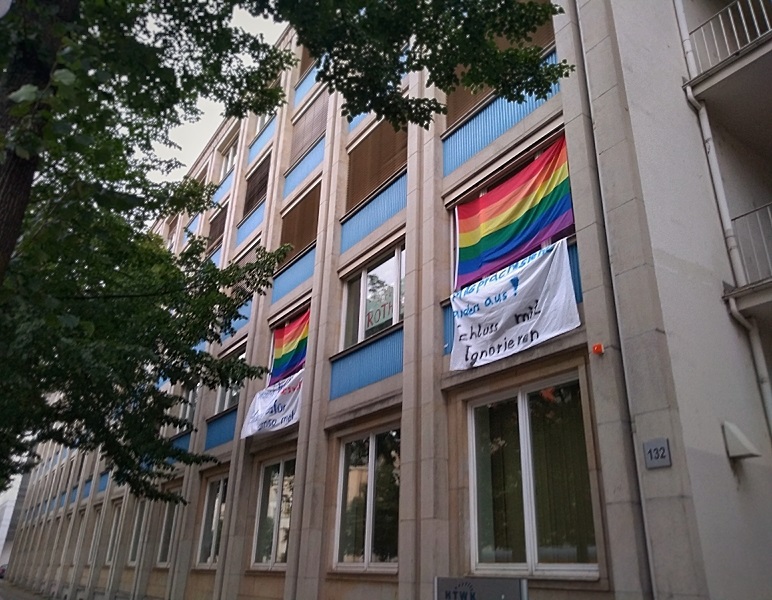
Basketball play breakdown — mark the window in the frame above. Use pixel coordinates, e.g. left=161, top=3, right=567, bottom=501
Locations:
left=279, top=183, right=320, bottom=264
left=289, top=93, right=328, bottom=166
left=470, top=376, right=597, bottom=576
left=220, top=141, right=238, bottom=181
left=87, top=507, right=102, bottom=565
left=215, top=351, right=245, bottom=413
left=176, top=384, right=199, bottom=434
left=254, top=458, right=296, bottom=566
left=128, top=500, right=146, bottom=565
left=105, top=503, right=123, bottom=564
left=298, top=45, right=315, bottom=79
left=346, top=120, right=407, bottom=212
left=336, top=429, right=400, bottom=567
left=166, top=216, right=178, bottom=252
left=243, top=155, right=270, bottom=218
left=208, top=207, right=227, bottom=248
left=157, top=491, right=181, bottom=565
left=198, top=476, right=228, bottom=565
left=343, top=246, right=405, bottom=348
left=445, top=19, right=555, bottom=131
left=256, top=111, right=274, bottom=134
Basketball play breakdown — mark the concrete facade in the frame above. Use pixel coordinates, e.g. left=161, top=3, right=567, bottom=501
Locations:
left=7, top=1, right=772, bottom=599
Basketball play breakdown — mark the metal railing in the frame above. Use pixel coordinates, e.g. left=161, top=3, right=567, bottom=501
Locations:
left=733, top=202, right=772, bottom=285
left=689, top=0, right=772, bottom=76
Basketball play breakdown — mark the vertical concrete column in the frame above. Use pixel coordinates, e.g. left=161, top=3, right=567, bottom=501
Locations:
left=285, top=88, right=346, bottom=600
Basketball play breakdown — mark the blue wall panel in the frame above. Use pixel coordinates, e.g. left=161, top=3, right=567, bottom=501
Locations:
left=330, top=328, right=403, bottom=399
left=209, top=246, right=222, bottom=269
left=213, top=170, right=234, bottom=205
left=204, top=410, right=237, bottom=450
left=340, top=173, right=407, bottom=253
left=247, top=118, right=276, bottom=165
left=183, top=214, right=200, bottom=245
left=283, top=138, right=325, bottom=198
left=443, top=52, right=558, bottom=175
left=69, top=486, right=78, bottom=504
left=222, top=299, right=252, bottom=341
left=171, top=432, right=191, bottom=452
left=443, top=242, right=583, bottom=354
left=294, top=67, right=319, bottom=107
left=82, top=478, right=92, bottom=499
left=348, top=112, right=368, bottom=131
left=271, top=246, right=316, bottom=303
left=236, top=201, right=265, bottom=246
left=97, top=470, right=109, bottom=493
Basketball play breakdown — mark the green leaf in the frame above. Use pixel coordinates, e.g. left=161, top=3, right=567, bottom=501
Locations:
left=58, top=314, right=80, bottom=328
left=52, top=69, right=77, bottom=86
left=8, top=84, right=39, bottom=103
left=14, top=146, right=30, bottom=159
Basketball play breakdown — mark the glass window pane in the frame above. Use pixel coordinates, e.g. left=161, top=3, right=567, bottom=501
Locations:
left=212, top=479, right=228, bottom=562
left=158, top=502, right=177, bottom=564
left=106, top=505, right=122, bottom=563
left=371, top=430, right=400, bottom=563
left=364, top=254, right=397, bottom=339
left=344, top=277, right=361, bottom=348
left=474, top=400, right=526, bottom=564
left=129, top=501, right=146, bottom=563
left=399, top=248, right=405, bottom=323
left=255, top=463, right=281, bottom=563
left=338, top=438, right=369, bottom=563
left=199, top=480, right=219, bottom=562
left=528, top=381, right=596, bottom=564
left=276, top=459, right=295, bottom=563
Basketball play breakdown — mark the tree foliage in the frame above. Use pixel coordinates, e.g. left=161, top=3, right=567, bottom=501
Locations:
left=0, top=0, right=569, bottom=499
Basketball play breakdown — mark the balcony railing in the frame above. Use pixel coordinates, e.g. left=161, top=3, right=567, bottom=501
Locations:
left=733, top=202, right=772, bottom=285
left=689, top=0, right=772, bottom=77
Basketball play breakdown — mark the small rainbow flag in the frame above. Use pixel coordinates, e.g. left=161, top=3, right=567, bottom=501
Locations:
left=455, top=136, right=573, bottom=289
left=269, top=309, right=310, bottom=384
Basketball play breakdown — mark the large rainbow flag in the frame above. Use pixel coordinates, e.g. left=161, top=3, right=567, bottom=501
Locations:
left=455, top=136, right=573, bottom=289
left=269, top=309, right=310, bottom=384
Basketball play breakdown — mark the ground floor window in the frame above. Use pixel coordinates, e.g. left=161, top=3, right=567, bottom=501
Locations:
left=336, top=428, right=400, bottom=567
left=157, top=490, right=181, bottom=565
left=198, top=476, right=228, bottom=565
left=254, top=458, right=296, bottom=566
left=471, top=376, right=597, bottom=575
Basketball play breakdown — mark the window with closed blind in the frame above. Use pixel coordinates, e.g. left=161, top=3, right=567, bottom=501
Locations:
left=298, top=45, right=315, bottom=80
left=289, top=93, right=329, bottom=168
left=208, top=208, right=227, bottom=249
left=346, top=120, right=407, bottom=212
left=243, top=156, right=270, bottom=219
left=280, top=183, right=320, bottom=264
left=444, top=19, right=555, bottom=131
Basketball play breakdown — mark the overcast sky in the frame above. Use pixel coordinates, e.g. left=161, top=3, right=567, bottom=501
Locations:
left=154, top=12, right=286, bottom=180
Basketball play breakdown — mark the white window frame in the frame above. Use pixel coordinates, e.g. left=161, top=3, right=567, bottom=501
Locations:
left=105, top=502, right=123, bottom=565
left=197, top=475, right=228, bottom=566
left=251, top=456, right=296, bottom=569
left=127, top=500, right=147, bottom=566
left=255, top=112, right=275, bottom=136
left=468, top=371, right=599, bottom=580
left=157, top=491, right=181, bottom=566
left=333, top=427, right=400, bottom=572
left=342, top=246, right=405, bottom=349
left=220, top=141, right=239, bottom=181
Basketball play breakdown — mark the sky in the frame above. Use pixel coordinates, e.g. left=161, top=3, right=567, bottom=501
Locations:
left=154, top=12, right=286, bottom=180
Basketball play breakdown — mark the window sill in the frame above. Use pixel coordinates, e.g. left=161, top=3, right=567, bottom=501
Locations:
left=472, top=564, right=600, bottom=581
left=329, top=564, right=399, bottom=578
left=247, top=563, right=287, bottom=573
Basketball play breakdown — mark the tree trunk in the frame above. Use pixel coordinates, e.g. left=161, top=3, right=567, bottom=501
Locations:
left=0, top=0, right=82, bottom=284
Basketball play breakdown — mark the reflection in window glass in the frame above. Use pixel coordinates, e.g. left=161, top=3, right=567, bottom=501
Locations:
left=344, top=247, right=405, bottom=348
left=255, top=459, right=295, bottom=565
left=199, top=478, right=228, bottom=564
left=157, top=494, right=180, bottom=564
left=337, top=429, right=400, bottom=566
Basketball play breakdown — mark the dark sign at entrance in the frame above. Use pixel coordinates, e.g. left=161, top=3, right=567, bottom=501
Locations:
left=435, top=577, right=525, bottom=600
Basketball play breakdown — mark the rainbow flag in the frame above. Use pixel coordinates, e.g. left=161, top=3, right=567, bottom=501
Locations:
left=269, top=309, right=310, bottom=384
left=455, top=136, right=573, bottom=289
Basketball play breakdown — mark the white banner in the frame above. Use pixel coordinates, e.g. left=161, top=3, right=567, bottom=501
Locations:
left=450, top=239, right=580, bottom=370
left=240, top=369, right=303, bottom=438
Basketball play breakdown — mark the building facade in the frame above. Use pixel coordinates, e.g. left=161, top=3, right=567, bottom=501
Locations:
left=7, top=0, right=772, bottom=599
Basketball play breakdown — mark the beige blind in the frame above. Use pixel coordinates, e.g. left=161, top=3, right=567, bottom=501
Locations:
left=208, top=209, right=227, bottom=248
left=243, top=156, right=270, bottom=218
left=346, top=121, right=408, bottom=211
left=445, top=18, right=555, bottom=131
left=289, top=93, right=329, bottom=167
left=280, top=183, right=320, bottom=263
